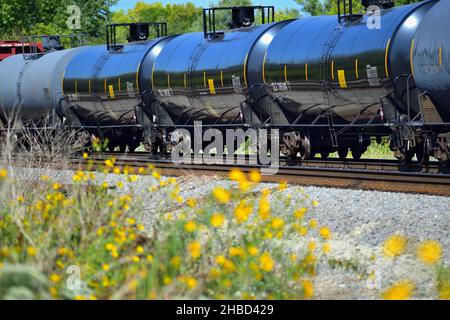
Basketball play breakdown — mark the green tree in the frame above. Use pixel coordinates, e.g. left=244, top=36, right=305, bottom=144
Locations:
left=276, top=8, right=301, bottom=21
left=296, top=0, right=415, bottom=16
left=0, top=0, right=118, bottom=42
left=112, top=2, right=201, bottom=35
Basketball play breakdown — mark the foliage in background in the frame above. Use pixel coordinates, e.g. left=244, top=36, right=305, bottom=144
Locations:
left=0, top=0, right=118, bottom=42
left=0, top=0, right=300, bottom=43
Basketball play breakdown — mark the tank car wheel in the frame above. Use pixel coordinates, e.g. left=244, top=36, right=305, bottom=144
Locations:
left=416, top=140, right=430, bottom=165
left=320, top=151, right=329, bottom=159
left=128, top=143, right=140, bottom=153
left=399, top=149, right=415, bottom=165
left=338, top=147, right=349, bottom=160
left=119, top=144, right=127, bottom=153
left=107, top=142, right=118, bottom=152
left=300, top=136, right=311, bottom=161
left=351, top=148, right=362, bottom=160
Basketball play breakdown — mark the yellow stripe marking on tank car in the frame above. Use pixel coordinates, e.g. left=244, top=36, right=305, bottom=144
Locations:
left=244, top=53, right=249, bottom=87
left=338, top=70, right=348, bottom=89
left=208, top=79, right=216, bottom=95
left=203, top=71, right=207, bottom=87
left=220, top=70, right=224, bottom=87
left=331, top=60, right=335, bottom=80
left=284, top=65, right=288, bottom=83
left=151, top=63, right=156, bottom=90
left=438, top=46, right=442, bottom=66
left=167, top=74, right=171, bottom=89
left=104, top=79, right=107, bottom=93
left=305, top=63, right=309, bottom=81
left=136, top=63, right=141, bottom=91
left=355, top=59, right=359, bottom=79
left=385, top=38, right=391, bottom=77
left=410, top=38, right=415, bottom=77
left=262, top=52, right=268, bottom=84
left=184, top=73, right=187, bottom=89
left=109, top=85, right=115, bottom=99
left=61, top=71, right=65, bottom=95
left=88, top=79, right=92, bottom=94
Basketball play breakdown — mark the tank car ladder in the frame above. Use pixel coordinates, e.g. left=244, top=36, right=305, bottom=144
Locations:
left=320, top=24, right=345, bottom=148
left=185, top=41, right=210, bottom=125
left=89, top=53, right=112, bottom=139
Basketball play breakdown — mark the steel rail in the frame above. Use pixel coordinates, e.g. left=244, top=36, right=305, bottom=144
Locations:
left=70, top=153, right=450, bottom=197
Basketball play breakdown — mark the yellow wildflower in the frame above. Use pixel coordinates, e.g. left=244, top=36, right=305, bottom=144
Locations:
left=382, top=280, right=415, bottom=300
left=234, top=205, right=252, bottom=224
left=17, top=195, right=25, bottom=203
left=322, top=243, right=331, bottom=254
left=0, top=168, right=8, bottom=179
left=258, top=197, right=271, bottom=220
left=229, top=169, right=247, bottom=182
left=188, top=241, right=202, bottom=259
left=136, top=246, right=144, bottom=254
left=186, top=277, right=198, bottom=289
left=294, top=207, right=307, bottom=219
left=49, top=274, right=61, bottom=283
left=278, top=181, right=288, bottom=191
left=27, top=246, right=36, bottom=257
left=82, top=153, right=89, bottom=159
left=184, top=221, right=197, bottom=233
left=186, top=198, right=197, bottom=208
left=249, top=170, right=261, bottom=183
left=383, top=235, right=407, bottom=258
left=132, top=256, right=140, bottom=263
left=147, top=255, right=154, bottom=263
left=223, top=259, right=236, bottom=273
left=302, top=280, right=314, bottom=299
left=271, top=217, right=285, bottom=229
left=211, top=213, right=225, bottom=228
left=416, top=240, right=442, bottom=265
left=213, top=187, right=231, bottom=204
left=260, top=252, right=275, bottom=272
left=152, top=171, right=161, bottom=180
left=319, top=227, right=332, bottom=240
left=239, top=181, right=251, bottom=192
left=307, top=241, right=316, bottom=252
left=229, top=247, right=245, bottom=258
left=309, top=219, right=317, bottom=229
left=248, top=246, right=259, bottom=256
left=312, top=200, right=319, bottom=207
left=215, top=255, right=226, bottom=265
left=102, top=264, right=110, bottom=271
left=104, top=158, right=115, bottom=168
left=171, top=256, right=181, bottom=268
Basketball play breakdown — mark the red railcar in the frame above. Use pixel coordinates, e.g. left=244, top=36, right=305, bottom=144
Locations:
left=0, top=41, right=44, bottom=61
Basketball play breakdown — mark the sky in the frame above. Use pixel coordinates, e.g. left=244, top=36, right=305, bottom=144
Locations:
left=112, top=0, right=300, bottom=11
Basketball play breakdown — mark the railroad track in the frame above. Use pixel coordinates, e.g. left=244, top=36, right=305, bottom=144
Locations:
left=70, top=152, right=450, bottom=197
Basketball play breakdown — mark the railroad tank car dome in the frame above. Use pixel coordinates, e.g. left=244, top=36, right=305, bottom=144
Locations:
left=413, top=0, right=450, bottom=122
